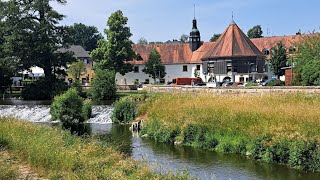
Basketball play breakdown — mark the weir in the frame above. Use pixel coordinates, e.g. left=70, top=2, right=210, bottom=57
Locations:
left=0, top=105, right=113, bottom=124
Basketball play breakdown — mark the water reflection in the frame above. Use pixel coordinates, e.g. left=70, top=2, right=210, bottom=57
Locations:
left=91, top=124, right=320, bottom=180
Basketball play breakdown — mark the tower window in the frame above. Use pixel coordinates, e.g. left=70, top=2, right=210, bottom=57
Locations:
left=183, top=65, right=188, bottom=72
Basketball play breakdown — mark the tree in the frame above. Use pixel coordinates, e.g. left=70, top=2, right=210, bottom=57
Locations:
left=180, top=34, right=189, bottom=43
left=2, top=0, right=74, bottom=87
left=270, top=42, right=287, bottom=78
left=137, top=37, right=148, bottom=44
left=142, top=49, right=166, bottom=83
left=91, top=10, right=135, bottom=75
left=66, top=23, right=103, bottom=52
left=247, top=25, right=263, bottom=38
left=68, top=61, right=86, bottom=80
left=210, top=34, right=221, bottom=42
left=294, top=34, right=320, bottom=85
left=91, top=69, right=117, bottom=100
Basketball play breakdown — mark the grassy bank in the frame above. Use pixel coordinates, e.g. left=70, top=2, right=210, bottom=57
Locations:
left=139, top=93, right=320, bottom=172
left=0, top=118, right=188, bottom=179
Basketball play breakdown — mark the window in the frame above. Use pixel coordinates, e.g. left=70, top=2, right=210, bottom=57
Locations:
left=134, top=66, right=139, bottom=73
left=183, top=65, right=188, bottom=72
left=240, top=77, right=244, bottom=82
left=196, top=65, right=201, bottom=71
left=262, top=48, right=270, bottom=55
left=83, top=68, right=87, bottom=74
left=289, top=46, right=296, bottom=54
left=145, top=79, right=150, bottom=84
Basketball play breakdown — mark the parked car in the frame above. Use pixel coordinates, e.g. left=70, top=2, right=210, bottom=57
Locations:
left=261, top=78, right=277, bottom=86
left=222, top=82, right=234, bottom=87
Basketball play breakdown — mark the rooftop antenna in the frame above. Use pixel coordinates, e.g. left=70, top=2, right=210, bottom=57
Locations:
left=232, top=11, right=234, bottom=21
left=231, top=11, right=235, bottom=25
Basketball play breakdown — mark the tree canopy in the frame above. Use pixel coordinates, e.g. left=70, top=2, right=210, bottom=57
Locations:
left=210, top=34, right=221, bottom=42
left=68, top=61, right=86, bottom=80
left=1, top=0, right=74, bottom=84
left=270, top=42, right=287, bottom=78
left=180, top=34, right=189, bottom=43
left=247, top=25, right=263, bottom=38
left=137, top=37, right=148, bottom=44
left=142, top=49, right=166, bottom=83
left=294, top=35, right=320, bottom=86
left=91, top=10, right=135, bottom=75
left=66, top=23, right=103, bottom=52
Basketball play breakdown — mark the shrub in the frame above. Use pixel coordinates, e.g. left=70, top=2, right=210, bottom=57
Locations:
left=82, top=100, right=92, bottom=120
left=266, top=79, right=285, bottom=86
left=22, top=78, right=68, bottom=100
left=112, top=98, right=136, bottom=124
left=73, top=79, right=87, bottom=98
left=91, top=69, right=117, bottom=100
left=50, top=88, right=92, bottom=130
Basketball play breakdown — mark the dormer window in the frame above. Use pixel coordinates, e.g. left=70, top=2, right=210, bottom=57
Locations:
left=289, top=46, right=296, bottom=54
left=136, top=53, right=143, bottom=61
left=262, top=48, right=270, bottom=55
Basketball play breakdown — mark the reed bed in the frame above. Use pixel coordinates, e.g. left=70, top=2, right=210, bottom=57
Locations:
left=139, top=93, right=320, bottom=172
left=0, top=118, right=189, bottom=179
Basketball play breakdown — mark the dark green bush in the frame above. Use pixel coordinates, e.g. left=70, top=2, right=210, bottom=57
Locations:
left=22, top=78, right=68, bottom=100
left=91, top=69, right=117, bottom=100
left=50, top=88, right=92, bottom=130
left=82, top=100, right=93, bottom=120
left=266, top=79, right=285, bottom=86
left=183, top=125, right=199, bottom=144
left=288, top=141, right=317, bottom=170
left=73, top=79, right=87, bottom=98
left=112, top=98, right=136, bottom=124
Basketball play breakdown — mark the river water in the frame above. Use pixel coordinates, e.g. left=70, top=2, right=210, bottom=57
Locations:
left=0, top=100, right=319, bottom=180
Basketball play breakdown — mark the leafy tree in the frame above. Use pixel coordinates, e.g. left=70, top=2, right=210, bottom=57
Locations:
left=270, top=42, right=287, bottom=78
left=0, top=59, right=15, bottom=94
left=247, top=25, right=263, bottom=38
left=149, top=41, right=164, bottom=44
left=142, top=49, right=166, bottom=83
left=210, top=34, right=221, bottom=42
left=137, top=37, right=148, bottom=44
left=180, top=34, right=189, bottom=43
left=91, top=69, right=117, bottom=100
left=69, top=61, right=86, bottom=80
left=91, top=10, right=135, bottom=75
left=294, top=35, right=320, bottom=85
left=66, top=23, right=103, bottom=52
left=2, top=0, right=74, bottom=90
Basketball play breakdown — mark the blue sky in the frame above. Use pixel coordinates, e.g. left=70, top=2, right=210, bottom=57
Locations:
left=52, top=0, right=320, bottom=43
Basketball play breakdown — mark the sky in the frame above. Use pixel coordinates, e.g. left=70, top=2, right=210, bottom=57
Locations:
left=52, top=0, right=320, bottom=43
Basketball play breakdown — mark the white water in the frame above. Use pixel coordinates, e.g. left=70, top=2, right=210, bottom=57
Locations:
left=0, top=105, right=114, bottom=124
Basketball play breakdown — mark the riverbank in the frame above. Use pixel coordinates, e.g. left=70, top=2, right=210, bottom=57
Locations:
left=139, top=93, right=320, bottom=172
left=0, top=118, right=188, bottom=179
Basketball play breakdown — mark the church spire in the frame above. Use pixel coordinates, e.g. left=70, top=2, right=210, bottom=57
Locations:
left=189, top=4, right=201, bottom=52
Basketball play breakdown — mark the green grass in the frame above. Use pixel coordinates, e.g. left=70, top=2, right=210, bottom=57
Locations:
left=0, top=118, right=190, bottom=179
left=0, top=161, right=17, bottom=180
left=139, top=93, right=320, bottom=172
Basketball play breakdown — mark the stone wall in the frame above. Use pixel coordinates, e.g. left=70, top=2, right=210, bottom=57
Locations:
left=143, top=85, right=320, bottom=95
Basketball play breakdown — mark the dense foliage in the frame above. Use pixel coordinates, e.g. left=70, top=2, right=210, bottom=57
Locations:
left=50, top=88, right=92, bottom=130
left=247, top=25, right=263, bottom=38
left=294, top=35, right=320, bottom=86
left=21, top=79, right=68, bottom=100
left=140, top=93, right=320, bottom=172
left=209, top=34, right=221, bottom=42
left=1, top=0, right=74, bottom=96
left=112, top=98, right=137, bottom=124
left=142, top=49, right=166, bottom=83
left=91, top=10, right=135, bottom=75
left=270, top=42, right=288, bottom=78
left=66, top=23, right=103, bottom=52
left=91, top=69, right=117, bottom=100
left=266, top=79, right=285, bottom=86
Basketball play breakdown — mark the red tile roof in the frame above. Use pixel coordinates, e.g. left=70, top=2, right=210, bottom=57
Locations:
left=203, top=22, right=264, bottom=60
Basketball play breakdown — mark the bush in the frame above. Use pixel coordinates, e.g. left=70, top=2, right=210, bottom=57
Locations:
left=112, top=98, right=136, bottom=124
left=266, top=79, right=285, bottom=86
left=22, top=78, right=68, bottom=100
left=73, top=79, right=87, bottom=98
left=82, top=100, right=92, bottom=120
left=50, top=88, right=92, bottom=130
left=91, top=69, right=117, bottom=100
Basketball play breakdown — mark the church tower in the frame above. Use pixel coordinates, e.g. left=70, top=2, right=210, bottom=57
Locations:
left=189, top=7, right=201, bottom=52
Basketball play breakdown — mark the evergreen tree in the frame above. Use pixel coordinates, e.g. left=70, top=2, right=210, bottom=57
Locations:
left=270, top=42, right=287, bottom=78
left=210, top=34, right=221, bottom=42
left=142, top=49, right=166, bottom=83
left=91, top=10, right=135, bottom=75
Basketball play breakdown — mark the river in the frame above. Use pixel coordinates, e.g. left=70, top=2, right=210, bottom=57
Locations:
left=0, top=100, right=319, bottom=180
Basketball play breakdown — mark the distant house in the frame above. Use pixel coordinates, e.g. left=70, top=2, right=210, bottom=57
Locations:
left=59, top=45, right=94, bottom=85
